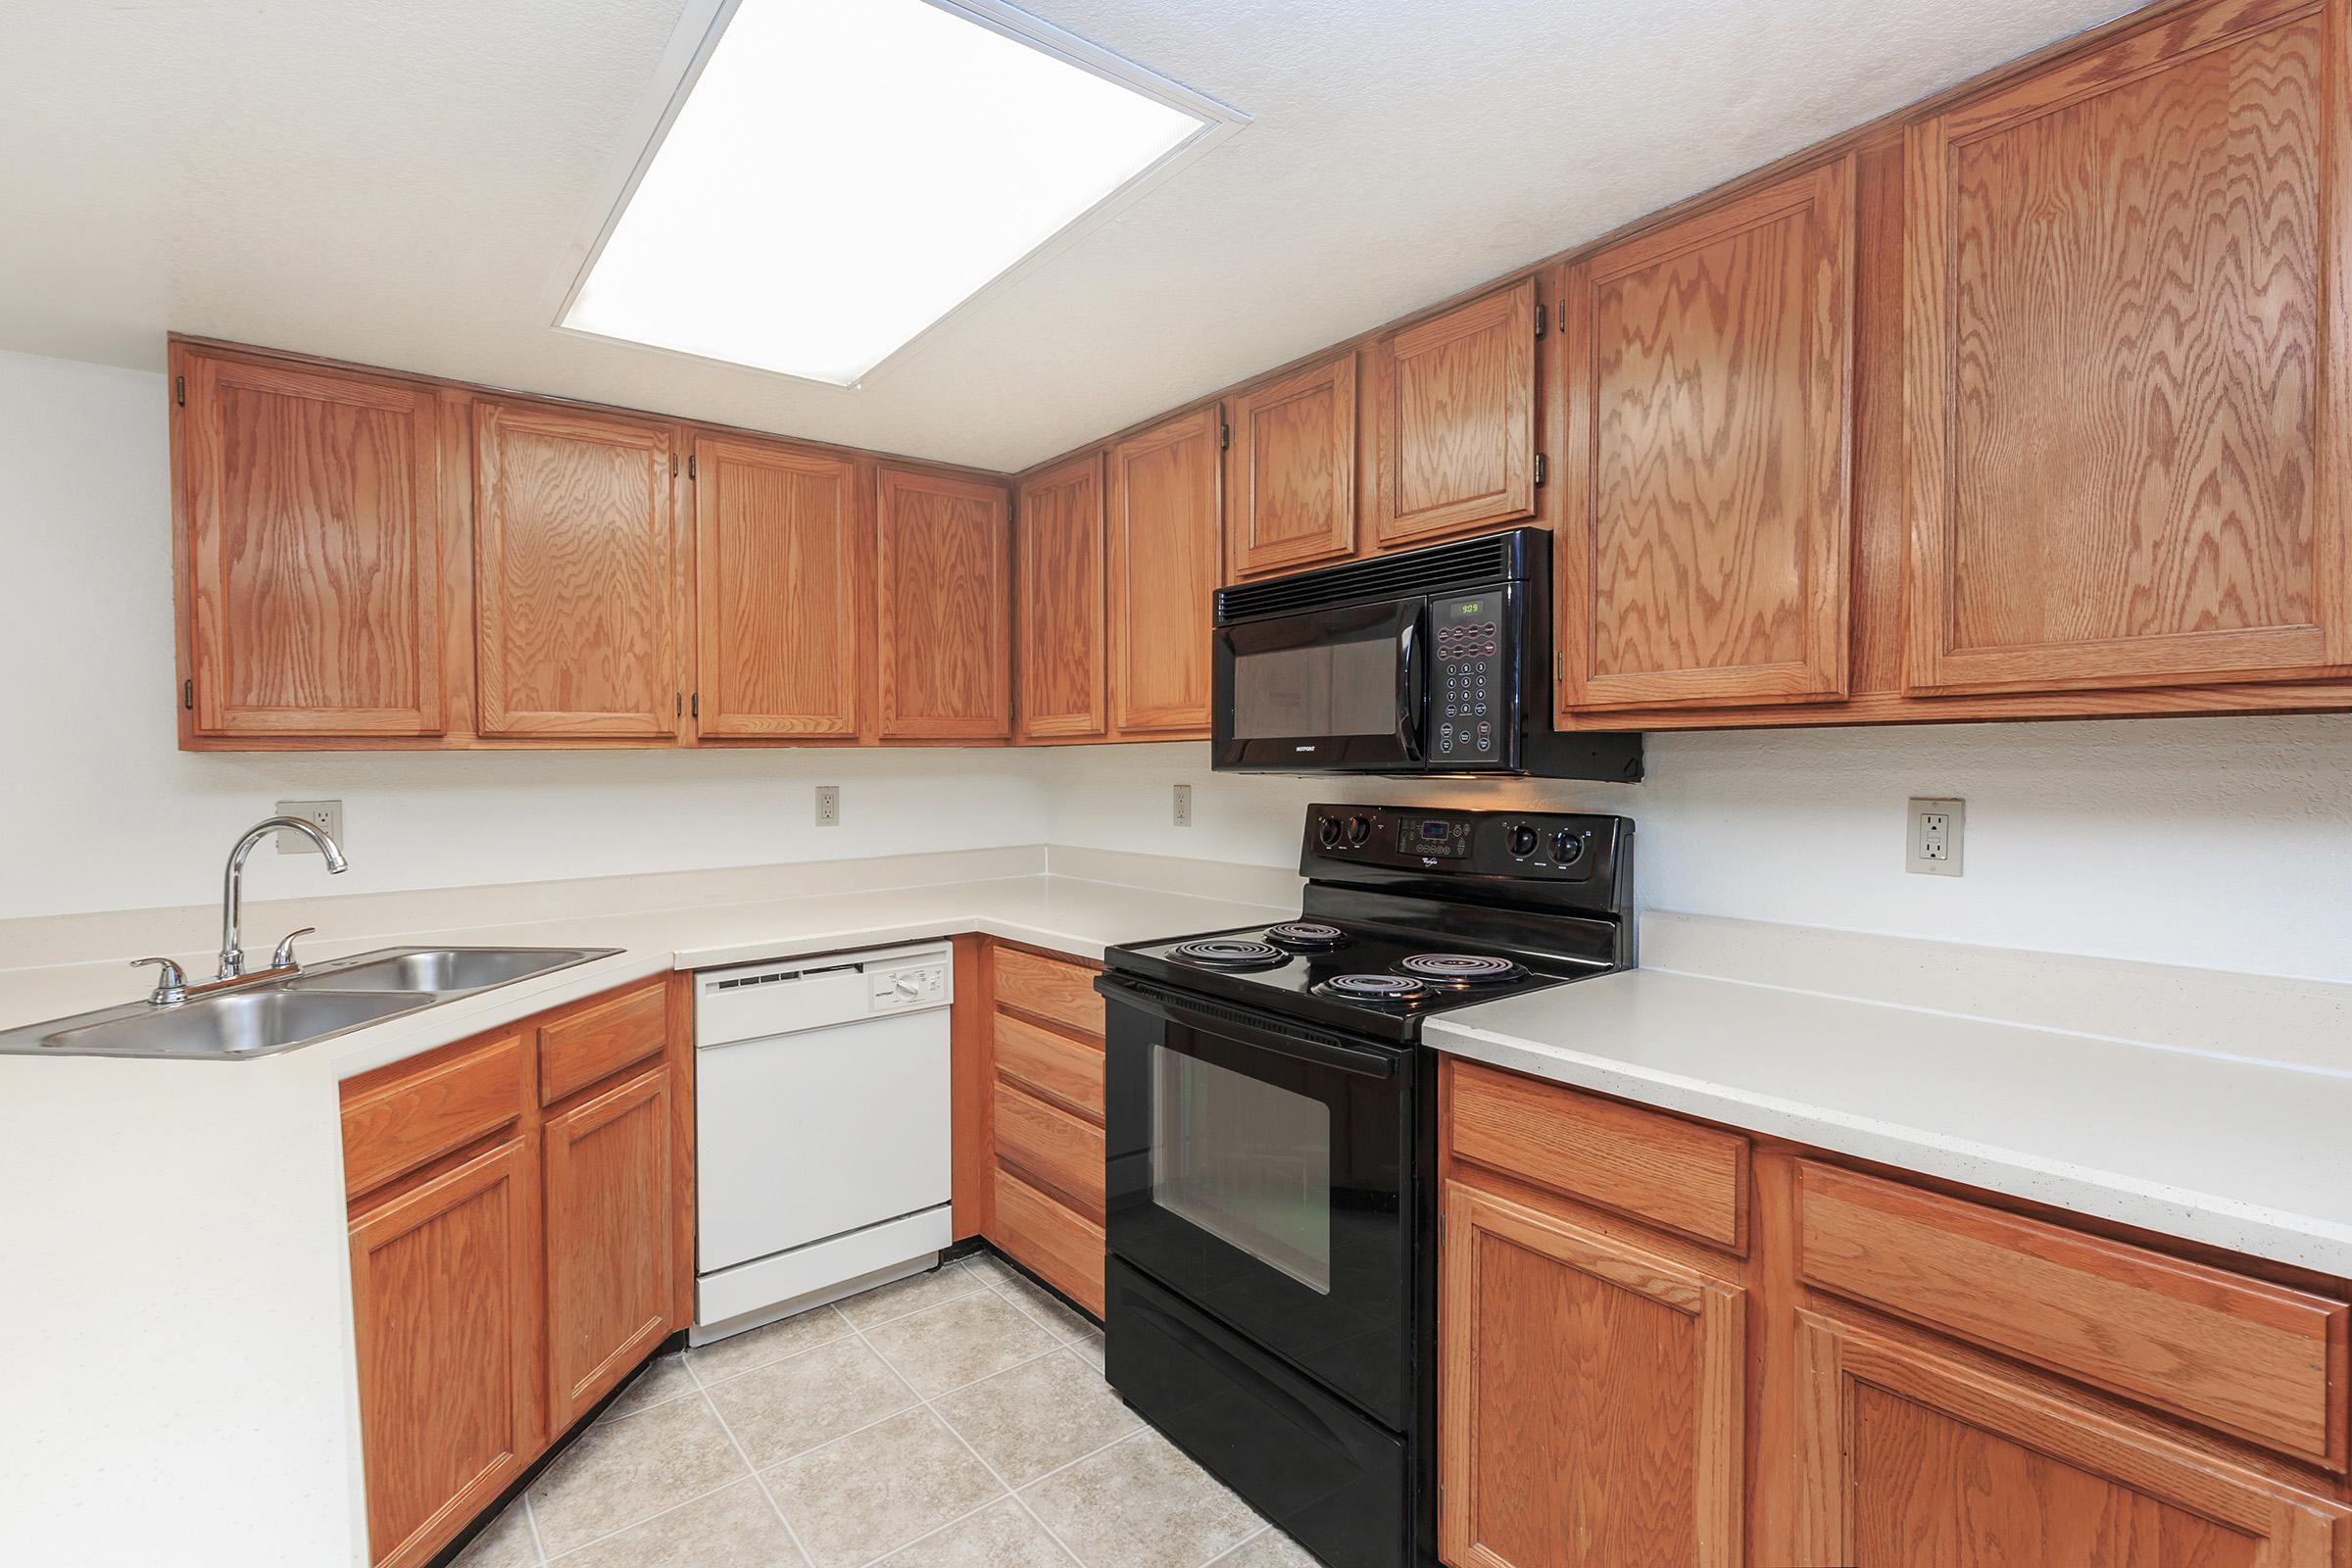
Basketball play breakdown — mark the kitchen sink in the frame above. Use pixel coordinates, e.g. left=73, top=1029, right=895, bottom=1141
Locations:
left=0, top=944, right=619, bottom=1060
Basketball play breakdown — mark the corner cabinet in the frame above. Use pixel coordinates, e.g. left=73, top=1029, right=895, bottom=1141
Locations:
left=1014, top=454, right=1108, bottom=742
left=875, top=466, right=1012, bottom=741
left=1368, top=279, right=1538, bottom=549
left=1904, top=0, right=2352, bottom=696
left=1556, top=160, right=1855, bottom=713
left=1107, top=406, right=1224, bottom=738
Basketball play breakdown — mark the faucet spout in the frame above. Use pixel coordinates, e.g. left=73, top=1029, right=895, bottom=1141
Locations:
left=220, top=815, right=349, bottom=980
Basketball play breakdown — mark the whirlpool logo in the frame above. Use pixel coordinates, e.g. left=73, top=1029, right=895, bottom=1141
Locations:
left=1295, top=745, right=1317, bottom=753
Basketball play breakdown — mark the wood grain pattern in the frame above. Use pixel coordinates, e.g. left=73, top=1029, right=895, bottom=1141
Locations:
left=1794, top=1308, right=2348, bottom=1567
left=664, top=969, right=697, bottom=1333
left=1013, top=453, right=1108, bottom=741
left=348, top=1137, right=538, bottom=1568
left=994, top=1162, right=1105, bottom=1317
left=542, top=1066, right=673, bottom=1432
left=340, top=1032, right=523, bottom=1201
left=952, top=934, right=995, bottom=1242
left=993, top=1009, right=1104, bottom=1126
left=875, top=466, right=1012, bottom=740
left=1447, top=1061, right=1749, bottom=1251
left=1557, top=160, right=1855, bottom=711
left=1371, top=279, right=1537, bottom=546
left=535, top=979, right=667, bottom=1106
left=993, top=1077, right=1105, bottom=1221
left=992, top=947, right=1105, bottom=1039
left=694, top=434, right=869, bottom=738
left=1224, top=352, right=1358, bottom=578
left=1439, top=1180, right=1744, bottom=1568
left=472, top=399, right=678, bottom=737
left=180, top=348, right=445, bottom=736
left=1106, top=406, right=1223, bottom=737
left=1907, top=0, right=2351, bottom=695
left=1798, top=1161, right=2349, bottom=1469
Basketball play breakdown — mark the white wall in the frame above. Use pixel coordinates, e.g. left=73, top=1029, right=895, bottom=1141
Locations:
left=0, top=348, right=1053, bottom=923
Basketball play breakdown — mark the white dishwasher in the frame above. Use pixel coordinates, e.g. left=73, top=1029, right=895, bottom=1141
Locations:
left=692, top=941, right=953, bottom=1341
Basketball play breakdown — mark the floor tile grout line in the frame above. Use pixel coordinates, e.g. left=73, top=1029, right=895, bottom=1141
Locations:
left=521, top=1490, right=550, bottom=1565
left=694, top=1383, right=821, bottom=1568
left=533, top=1461, right=764, bottom=1563
left=1198, top=1525, right=1276, bottom=1567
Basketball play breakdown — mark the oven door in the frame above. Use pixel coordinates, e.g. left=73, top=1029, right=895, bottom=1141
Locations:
left=1213, top=597, right=1424, bottom=771
left=1101, top=976, right=1413, bottom=1428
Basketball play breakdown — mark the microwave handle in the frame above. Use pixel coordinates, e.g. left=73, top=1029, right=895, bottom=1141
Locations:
left=1395, top=613, right=1424, bottom=762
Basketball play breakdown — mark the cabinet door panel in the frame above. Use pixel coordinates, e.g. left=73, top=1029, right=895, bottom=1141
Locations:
left=1906, top=0, right=2352, bottom=694
left=473, top=401, right=678, bottom=737
left=1559, top=160, right=1854, bottom=711
left=1107, top=406, right=1223, bottom=736
left=1015, top=453, right=1107, bottom=741
left=544, top=1067, right=673, bottom=1431
left=349, top=1138, right=536, bottom=1568
left=696, top=436, right=868, bottom=738
left=181, top=351, right=444, bottom=735
left=1440, top=1181, right=1742, bottom=1568
left=876, top=467, right=1011, bottom=740
left=1371, top=280, right=1537, bottom=546
left=1793, top=1310, right=2346, bottom=1568
left=1226, top=353, right=1357, bottom=577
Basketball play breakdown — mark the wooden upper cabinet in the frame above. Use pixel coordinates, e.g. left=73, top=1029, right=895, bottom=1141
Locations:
left=1107, top=406, right=1224, bottom=736
left=694, top=436, right=868, bottom=740
left=1441, top=1180, right=1743, bottom=1568
left=473, top=400, right=679, bottom=738
left=1224, top=353, right=1357, bottom=577
left=1369, top=279, right=1538, bottom=548
left=1556, top=160, right=1856, bottom=712
left=1792, top=1309, right=2347, bottom=1568
left=1906, top=0, right=2352, bottom=695
left=1014, top=453, right=1107, bottom=742
left=175, top=347, right=445, bottom=737
left=875, top=466, right=1011, bottom=740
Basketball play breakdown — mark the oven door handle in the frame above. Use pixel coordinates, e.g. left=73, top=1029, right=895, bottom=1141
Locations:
left=1095, top=976, right=1400, bottom=1080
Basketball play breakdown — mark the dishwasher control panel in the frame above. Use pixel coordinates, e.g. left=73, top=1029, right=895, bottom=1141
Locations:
left=696, top=941, right=954, bottom=1045
left=869, top=956, right=949, bottom=1012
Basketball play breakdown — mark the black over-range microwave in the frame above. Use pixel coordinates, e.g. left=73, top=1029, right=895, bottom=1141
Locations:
left=1211, top=528, right=1642, bottom=781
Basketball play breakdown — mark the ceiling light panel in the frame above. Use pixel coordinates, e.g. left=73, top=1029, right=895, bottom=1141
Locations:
left=562, top=0, right=1238, bottom=387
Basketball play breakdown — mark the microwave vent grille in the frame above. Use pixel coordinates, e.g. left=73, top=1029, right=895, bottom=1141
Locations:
left=1216, top=531, right=1529, bottom=620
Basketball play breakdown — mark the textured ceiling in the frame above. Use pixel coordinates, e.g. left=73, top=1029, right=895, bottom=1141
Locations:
left=2, top=0, right=2131, bottom=471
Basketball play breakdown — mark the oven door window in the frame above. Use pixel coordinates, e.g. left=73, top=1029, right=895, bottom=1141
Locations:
left=1153, top=1048, right=1332, bottom=1294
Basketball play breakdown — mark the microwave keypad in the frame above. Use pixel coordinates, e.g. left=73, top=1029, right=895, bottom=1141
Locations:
left=1432, top=596, right=1502, bottom=760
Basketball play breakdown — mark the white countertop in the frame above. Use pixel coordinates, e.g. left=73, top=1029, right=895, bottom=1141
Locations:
left=1430, top=924, right=2352, bottom=1278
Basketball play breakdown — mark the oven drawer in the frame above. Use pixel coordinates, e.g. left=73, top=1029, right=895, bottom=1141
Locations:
left=1447, top=1060, right=1748, bottom=1251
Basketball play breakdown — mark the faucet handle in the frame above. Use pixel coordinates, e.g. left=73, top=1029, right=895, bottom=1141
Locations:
left=131, top=956, right=188, bottom=1005
left=270, top=927, right=318, bottom=971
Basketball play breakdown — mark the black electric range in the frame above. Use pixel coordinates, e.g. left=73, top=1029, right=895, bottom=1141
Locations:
left=1095, top=803, right=1635, bottom=1568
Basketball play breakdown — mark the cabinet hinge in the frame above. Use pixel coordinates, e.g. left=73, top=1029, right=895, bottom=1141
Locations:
left=671, top=456, right=679, bottom=477
left=1534, top=452, right=1547, bottom=487
left=676, top=691, right=683, bottom=717
left=1555, top=651, right=1563, bottom=682
left=687, top=455, right=697, bottom=480
left=181, top=677, right=193, bottom=711
left=1534, top=301, right=1547, bottom=340
left=1219, top=421, right=1231, bottom=452
left=173, top=375, right=185, bottom=409
left=691, top=692, right=700, bottom=718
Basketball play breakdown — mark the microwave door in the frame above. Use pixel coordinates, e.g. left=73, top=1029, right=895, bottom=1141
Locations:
left=1214, top=599, right=1425, bottom=771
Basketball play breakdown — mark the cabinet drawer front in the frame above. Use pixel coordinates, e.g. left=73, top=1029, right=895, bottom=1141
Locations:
left=341, top=1033, right=523, bottom=1201
left=995, top=1165, right=1104, bottom=1318
left=1798, top=1162, right=2348, bottom=1467
left=994, top=1079, right=1104, bottom=1220
left=994, top=1010, right=1104, bottom=1124
left=993, top=947, right=1103, bottom=1038
left=538, top=980, right=667, bottom=1105
left=1447, top=1061, right=1748, bottom=1250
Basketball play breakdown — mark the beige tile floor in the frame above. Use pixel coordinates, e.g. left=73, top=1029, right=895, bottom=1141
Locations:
left=454, top=1253, right=1316, bottom=1568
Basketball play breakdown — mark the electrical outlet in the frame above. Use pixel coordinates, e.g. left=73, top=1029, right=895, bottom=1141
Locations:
left=814, top=785, right=841, bottom=827
left=274, top=800, right=343, bottom=855
left=1907, top=797, right=1964, bottom=876
left=1172, top=783, right=1193, bottom=827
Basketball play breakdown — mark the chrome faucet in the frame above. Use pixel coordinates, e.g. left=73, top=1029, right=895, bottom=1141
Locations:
left=218, top=815, right=348, bottom=981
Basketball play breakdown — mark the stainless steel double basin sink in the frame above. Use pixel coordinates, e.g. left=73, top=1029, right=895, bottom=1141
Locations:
left=0, top=946, right=617, bottom=1060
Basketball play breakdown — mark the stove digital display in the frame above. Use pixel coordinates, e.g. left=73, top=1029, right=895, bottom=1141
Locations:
left=1396, top=815, right=1472, bottom=858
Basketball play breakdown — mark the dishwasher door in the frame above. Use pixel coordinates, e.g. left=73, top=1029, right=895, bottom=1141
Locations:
left=696, top=1004, right=952, bottom=1276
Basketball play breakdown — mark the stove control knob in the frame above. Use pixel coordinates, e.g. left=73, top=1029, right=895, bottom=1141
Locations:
left=1506, top=823, right=1540, bottom=857
left=1345, top=814, right=1373, bottom=847
left=1316, top=815, right=1343, bottom=850
left=1551, top=828, right=1588, bottom=865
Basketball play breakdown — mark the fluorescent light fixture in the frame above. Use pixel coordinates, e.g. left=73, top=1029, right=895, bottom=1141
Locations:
left=560, top=0, right=1243, bottom=387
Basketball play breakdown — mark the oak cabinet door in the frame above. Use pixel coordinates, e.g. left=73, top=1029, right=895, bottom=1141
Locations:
left=177, top=348, right=445, bottom=736
left=694, top=436, right=869, bottom=739
left=875, top=467, right=1012, bottom=740
left=1225, top=353, right=1358, bottom=578
left=1370, top=279, right=1538, bottom=548
left=1791, top=1310, right=2347, bottom=1568
left=1558, top=161, right=1855, bottom=712
left=473, top=400, right=680, bottom=737
left=1440, top=1181, right=1743, bottom=1568
left=349, top=1139, right=537, bottom=1568
left=1014, top=453, right=1108, bottom=742
left=1905, top=1, right=2352, bottom=695
left=1107, top=406, right=1223, bottom=737
left=544, top=1067, right=673, bottom=1432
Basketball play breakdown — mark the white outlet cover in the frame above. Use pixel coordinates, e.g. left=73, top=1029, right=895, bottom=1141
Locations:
left=815, top=785, right=842, bottom=826
left=274, top=800, right=343, bottom=855
left=1906, top=797, right=1964, bottom=877
left=1172, top=783, right=1193, bottom=827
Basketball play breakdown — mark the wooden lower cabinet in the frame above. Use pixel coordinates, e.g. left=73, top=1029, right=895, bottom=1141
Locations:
left=544, top=1066, right=674, bottom=1431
